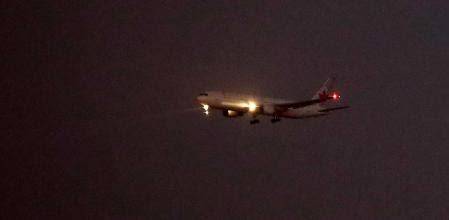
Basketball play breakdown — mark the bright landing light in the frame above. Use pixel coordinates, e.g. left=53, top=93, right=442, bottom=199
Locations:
left=201, top=104, right=209, bottom=116
left=248, top=101, right=257, bottom=112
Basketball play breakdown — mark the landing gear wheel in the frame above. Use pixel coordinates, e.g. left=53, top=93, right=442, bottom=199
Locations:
left=270, top=118, right=281, bottom=123
left=250, top=119, right=260, bottom=124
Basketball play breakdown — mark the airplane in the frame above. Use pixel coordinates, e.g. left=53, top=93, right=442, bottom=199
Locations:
left=196, top=78, right=349, bottom=124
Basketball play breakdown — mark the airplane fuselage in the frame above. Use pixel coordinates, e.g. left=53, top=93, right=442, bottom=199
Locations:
left=197, top=91, right=327, bottom=119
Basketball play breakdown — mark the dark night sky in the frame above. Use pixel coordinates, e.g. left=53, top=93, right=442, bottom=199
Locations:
left=2, top=1, right=449, bottom=219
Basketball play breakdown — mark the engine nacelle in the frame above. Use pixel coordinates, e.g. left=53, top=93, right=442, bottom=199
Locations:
left=261, top=104, right=276, bottom=115
left=222, top=110, right=244, bottom=117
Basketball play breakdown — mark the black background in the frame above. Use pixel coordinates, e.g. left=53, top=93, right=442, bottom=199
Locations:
left=2, top=1, right=449, bottom=219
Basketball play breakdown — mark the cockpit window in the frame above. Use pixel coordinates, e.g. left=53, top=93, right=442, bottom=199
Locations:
left=199, top=93, right=208, bottom=96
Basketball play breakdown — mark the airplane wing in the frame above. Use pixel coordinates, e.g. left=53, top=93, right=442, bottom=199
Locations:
left=318, top=105, right=350, bottom=112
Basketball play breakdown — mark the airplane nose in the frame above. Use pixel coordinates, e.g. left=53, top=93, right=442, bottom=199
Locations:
left=197, top=96, right=205, bottom=103
left=197, top=93, right=209, bottom=103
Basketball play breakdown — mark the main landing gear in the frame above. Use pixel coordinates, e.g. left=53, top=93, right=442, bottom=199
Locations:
left=250, top=117, right=281, bottom=124
left=271, top=118, right=281, bottom=123
left=271, top=115, right=281, bottom=123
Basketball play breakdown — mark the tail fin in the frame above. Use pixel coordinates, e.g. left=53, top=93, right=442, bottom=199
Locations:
left=312, top=77, right=335, bottom=100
